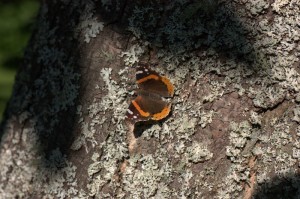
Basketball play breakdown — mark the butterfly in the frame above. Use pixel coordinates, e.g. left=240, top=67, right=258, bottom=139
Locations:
left=126, top=63, right=174, bottom=123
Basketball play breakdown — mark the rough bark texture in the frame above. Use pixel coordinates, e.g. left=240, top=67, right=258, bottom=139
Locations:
left=0, top=0, right=300, bottom=198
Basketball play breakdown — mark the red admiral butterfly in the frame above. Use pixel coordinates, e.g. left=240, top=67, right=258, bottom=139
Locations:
left=126, top=63, right=174, bottom=123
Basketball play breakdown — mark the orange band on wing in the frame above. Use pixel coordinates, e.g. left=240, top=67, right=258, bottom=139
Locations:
left=132, top=100, right=150, bottom=117
left=152, top=104, right=171, bottom=120
left=161, top=77, right=174, bottom=96
left=136, top=74, right=159, bottom=84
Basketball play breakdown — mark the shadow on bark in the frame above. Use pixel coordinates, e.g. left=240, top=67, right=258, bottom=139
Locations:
left=133, top=116, right=170, bottom=138
left=253, top=173, right=300, bottom=199
left=101, top=0, right=261, bottom=71
left=0, top=2, right=82, bottom=167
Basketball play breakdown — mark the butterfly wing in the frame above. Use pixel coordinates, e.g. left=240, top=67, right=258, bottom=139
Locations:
left=126, top=95, right=171, bottom=123
left=136, top=64, right=174, bottom=97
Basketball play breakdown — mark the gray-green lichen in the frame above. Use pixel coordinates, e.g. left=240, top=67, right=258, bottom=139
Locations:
left=249, top=111, right=262, bottom=126
left=75, top=66, right=129, bottom=197
left=0, top=116, right=87, bottom=198
left=120, top=43, right=145, bottom=66
left=77, top=1, right=104, bottom=43
left=122, top=154, right=173, bottom=198
left=186, top=142, right=213, bottom=163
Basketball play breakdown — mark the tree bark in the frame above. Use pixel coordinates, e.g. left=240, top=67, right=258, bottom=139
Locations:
left=0, top=0, right=300, bottom=198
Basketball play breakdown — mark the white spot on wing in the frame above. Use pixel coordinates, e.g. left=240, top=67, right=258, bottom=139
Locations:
left=127, top=109, right=133, bottom=115
left=136, top=70, right=144, bottom=74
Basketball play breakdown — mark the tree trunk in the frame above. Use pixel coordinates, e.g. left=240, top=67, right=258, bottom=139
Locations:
left=1, top=0, right=299, bottom=198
